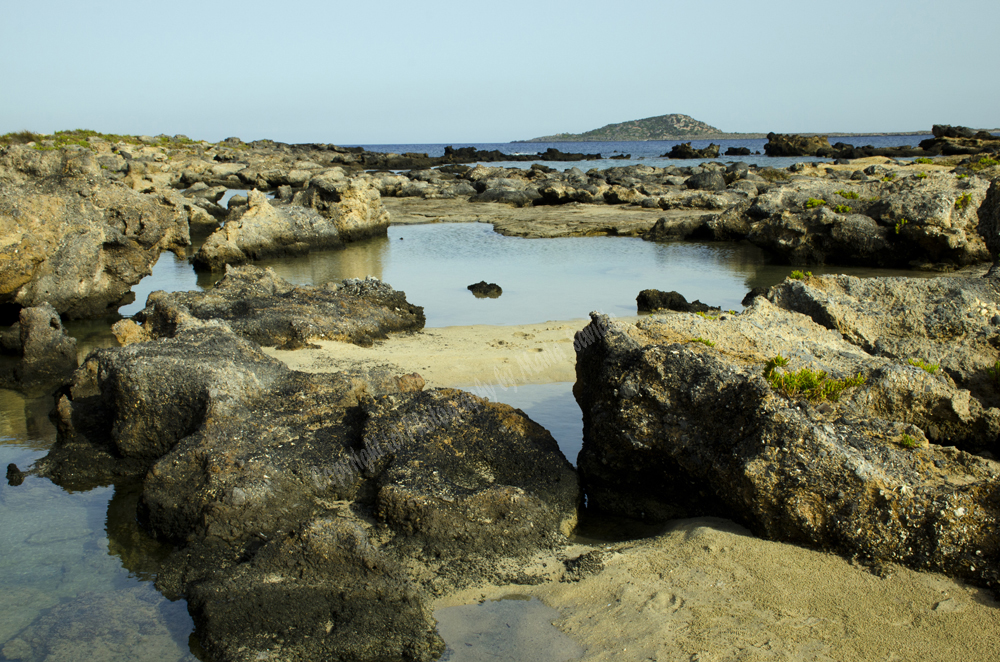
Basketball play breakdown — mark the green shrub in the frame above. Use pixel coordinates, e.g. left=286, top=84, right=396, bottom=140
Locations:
left=895, top=218, right=909, bottom=234
left=897, top=434, right=920, bottom=449
left=967, top=156, right=1000, bottom=172
left=907, top=358, right=939, bottom=374
left=0, top=130, right=46, bottom=145
left=833, top=204, right=852, bottom=214
left=689, top=337, right=715, bottom=347
left=955, top=193, right=972, bottom=210
left=956, top=173, right=969, bottom=179
left=913, top=157, right=934, bottom=165
left=805, top=198, right=827, bottom=209
left=915, top=172, right=928, bottom=179
left=882, top=173, right=897, bottom=181
left=835, top=189, right=860, bottom=200
left=790, top=270, right=812, bottom=280
left=763, top=357, right=866, bottom=402
left=694, top=310, right=719, bottom=321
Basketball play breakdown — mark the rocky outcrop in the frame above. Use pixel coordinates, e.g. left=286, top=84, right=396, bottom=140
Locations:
left=32, top=285, right=578, bottom=662
left=662, top=143, right=720, bottom=159
left=731, top=172, right=990, bottom=267
left=764, top=132, right=833, bottom=157
left=0, top=303, right=77, bottom=393
left=765, top=274, right=1000, bottom=436
left=468, top=281, right=502, bottom=298
left=574, top=275, right=1000, bottom=589
left=133, top=265, right=424, bottom=348
left=291, top=175, right=390, bottom=242
left=193, top=188, right=376, bottom=270
left=0, top=145, right=190, bottom=318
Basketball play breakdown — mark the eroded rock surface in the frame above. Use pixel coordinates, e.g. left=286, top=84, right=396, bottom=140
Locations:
left=0, top=303, right=78, bottom=393
left=134, top=265, right=424, bottom=348
left=0, top=145, right=189, bottom=318
left=575, top=277, right=1000, bottom=588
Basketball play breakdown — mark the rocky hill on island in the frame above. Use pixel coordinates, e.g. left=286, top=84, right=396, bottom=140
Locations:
left=523, top=113, right=729, bottom=142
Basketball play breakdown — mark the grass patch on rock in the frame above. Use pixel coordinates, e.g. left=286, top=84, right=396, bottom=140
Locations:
left=764, top=356, right=865, bottom=402
left=907, top=358, right=939, bottom=374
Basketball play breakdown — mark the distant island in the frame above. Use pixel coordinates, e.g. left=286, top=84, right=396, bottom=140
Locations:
left=518, top=113, right=966, bottom=143
left=522, top=114, right=736, bottom=142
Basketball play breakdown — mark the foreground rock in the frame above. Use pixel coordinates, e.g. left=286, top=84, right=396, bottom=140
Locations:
left=575, top=275, right=1000, bottom=588
left=635, top=289, right=717, bottom=314
left=33, top=289, right=578, bottom=661
left=0, top=145, right=189, bottom=318
left=130, top=265, right=424, bottom=348
left=0, top=303, right=78, bottom=393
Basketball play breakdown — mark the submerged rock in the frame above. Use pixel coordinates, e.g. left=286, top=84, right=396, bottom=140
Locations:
left=468, top=281, right=503, bottom=298
left=636, top=289, right=717, bottom=314
left=135, top=265, right=424, bottom=348
left=574, top=278, right=1000, bottom=587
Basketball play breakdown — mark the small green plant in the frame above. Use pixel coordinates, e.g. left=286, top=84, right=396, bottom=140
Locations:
left=834, top=189, right=860, bottom=200
left=695, top=310, right=719, bottom=321
left=763, top=357, right=866, bottom=402
left=915, top=172, right=928, bottom=179
left=895, top=218, right=909, bottom=234
left=689, top=337, right=715, bottom=347
left=789, top=270, right=813, bottom=280
left=967, top=156, right=1000, bottom=172
left=913, top=157, right=934, bottom=165
left=833, top=204, right=852, bottom=214
left=908, top=358, right=939, bottom=374
left=805, top=198, right=827, bottom=209
left=988, top=360, right=1000, bottom=385
left=727, top=310, right=737, bottom=315
left=956, top=173, right=969, bottom=179
left=897, top=434, right=920, bottom=449
left=955, top=193, right=972, bottom=210
left=882, top=173, right=897, bottom=181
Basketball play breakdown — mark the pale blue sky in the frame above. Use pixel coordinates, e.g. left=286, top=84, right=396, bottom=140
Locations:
left=2, top=0, right=997, bottom=143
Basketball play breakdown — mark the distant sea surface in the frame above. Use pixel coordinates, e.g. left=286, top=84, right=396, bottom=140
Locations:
left=349, top=134, right=936, bottom=170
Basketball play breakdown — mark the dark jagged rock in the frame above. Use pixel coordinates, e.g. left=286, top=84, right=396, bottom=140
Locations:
left=663, top=143, right=720, bottom=159
left=574, top=294, right=1000, bottom=589
left=764, top=132, right=832, bottom=157
left=641, top=215, right=714, bottom=241
left=132, top=265, right=425, bottom=349
left=0, top=303, right=78, bottom=393
left=467, top=281, right=502, bottom=298
left=33, top=290, right=579, bottom=661
left=725, top=147, right=752, bottom=156
left=6, top=463, right=24, bottom=486
left=933, top=124, right=979, bottom=139
left=636, top=289, right=717, bottom=314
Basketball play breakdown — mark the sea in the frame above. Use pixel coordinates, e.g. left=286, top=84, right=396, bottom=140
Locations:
left=348, top=134, right=939, bottom=170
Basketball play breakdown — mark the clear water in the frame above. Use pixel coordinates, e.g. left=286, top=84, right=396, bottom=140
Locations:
left=434, top=595, right=583, bottom=662
left=2, top=219, right=961, bottom=660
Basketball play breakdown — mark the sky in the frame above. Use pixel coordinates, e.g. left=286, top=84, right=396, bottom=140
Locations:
left=2, top=0, right=998, bottom=144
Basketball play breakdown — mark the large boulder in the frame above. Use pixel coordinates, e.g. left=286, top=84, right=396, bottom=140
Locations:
left=292, top=175, right=390, bottom=242
left=574, top=281, right=1000, bottom=587
left=133, top=265, right=425, bottom=348
left=0, top=303, right=78, bottom=393
left=0, top=145, right=190, bottom=318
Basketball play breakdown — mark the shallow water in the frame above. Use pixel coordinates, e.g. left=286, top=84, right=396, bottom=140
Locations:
left=434, top=595, right=583, bottom=662
left=3, top=220, right=961, bottom=660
